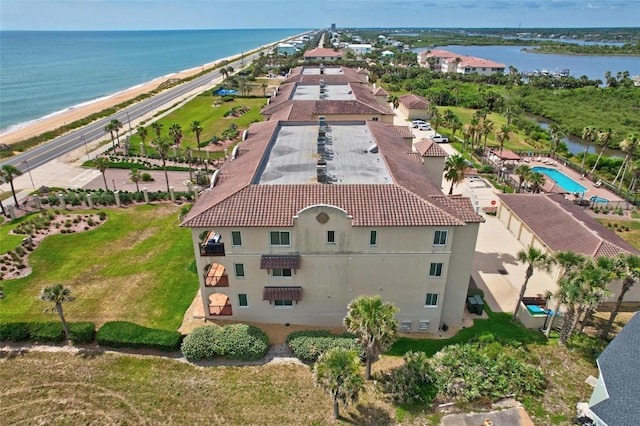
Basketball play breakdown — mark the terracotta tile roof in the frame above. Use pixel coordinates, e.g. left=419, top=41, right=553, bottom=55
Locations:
left=304, top=48, right=342, bottom=58
left=392, top=125, right=413, bottom=139
left=263, top=286, right=303, bottom=301
left=283, top=66, right=367, bottom=84
left=261, top=255, right=301, bottom=269
left=457, top=56, right=505, bottom=69
left=414, top=139, right=448, bottom=157
left=182, top=120, right=482, bottom=228
left=490, top=149, right=521, bottom=161
left=373, top=87, right=388, bottom=96
left=399, top=94, right=430, bottom=109
left=423, top=49, right=458, bottom=58
left=497, top=193, right=639, bottom=257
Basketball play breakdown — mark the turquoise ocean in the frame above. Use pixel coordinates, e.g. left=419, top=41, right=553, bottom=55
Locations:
left=0, top=29, right=307, bottom=132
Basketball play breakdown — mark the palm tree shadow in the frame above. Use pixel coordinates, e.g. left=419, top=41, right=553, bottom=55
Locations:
left=340, top=403, right=393, bottom=425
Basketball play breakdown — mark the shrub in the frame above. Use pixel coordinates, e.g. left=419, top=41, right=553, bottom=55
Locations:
left=97, top=321, right=182, bottom=352
left=286, top=330, right=360, bottom=362
left=0, top=322, right=31, bottom=341
left=382, top=351, right=435, bottom=405
left=29, top=322, right=65, bottom=343
left=213, top=324, right=269, bottom=361
left=141, top=172, right=153, bottom=182
left=181, top=325, right=221, bottom=361
left=69, top=322, right=96, bottom=344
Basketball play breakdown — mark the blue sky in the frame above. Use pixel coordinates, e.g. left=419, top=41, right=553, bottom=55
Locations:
left=1, top=0, right=638, bottom=31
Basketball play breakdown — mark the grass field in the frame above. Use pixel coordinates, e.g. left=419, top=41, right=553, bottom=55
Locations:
left=130, top=95, right=267, bottom=151
left=0, top=204, right=197, bottom=330
left=596, top=218, right=640, bottom=248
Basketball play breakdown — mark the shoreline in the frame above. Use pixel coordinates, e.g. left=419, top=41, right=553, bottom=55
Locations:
left=0, top=31, right=307, bottom=146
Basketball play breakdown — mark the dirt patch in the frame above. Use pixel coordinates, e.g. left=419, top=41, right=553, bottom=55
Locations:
left=1, top=212, right=106, bottom=280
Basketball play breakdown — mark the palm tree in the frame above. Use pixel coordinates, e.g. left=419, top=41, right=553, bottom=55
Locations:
left=190, top=120, right=204, bottom=159
left=589, top=128, right=614, bottom=174
left=612, top=133, right=639, bottom=190
left=93, top=157, right=110, bottom=190
left=110, top=119, right=123, bottom=146
left=343, top=295, right=398, bottom=380
left=546, top=251, right=587, bottom=337
left=503, top=106, right=517, bottom=127
left=153, top=136, right=172, bottom=192
left=512, top=246, right=554, bottom=322
left=450, top=116, right=462, bottom=139
left=0, top=168, right=6, bottom=216
left=430, top=107, right=441, bottom=131
left=151, top=122, right=163, bottom=140
left=482, top=119, right=494, bottom=152
left=220, top=67, right=229, bottom=80
left=514, top=164, right=531, bottom=192
left=528, top=171, right=545, bottom=193
left=314, top=348, right=364, bottom=419
left=495, top=125, right=510, bottom=154
left=39, top=283, right=75, bottom=343
left=136, top=125, right=148, bottom=149
left=601, top=253, right=640, bottom=339
left=104, top=121, right=116, bottom=148
left=444, top=154, right=469, bottom=195
left=580, top=126, right=597, bottom=171
left=169, top=123, right=183, bottom=147
left=1, top=164, right=23, bottom=206
left=130, top=169, right=142, bottom=193
left=548, top=124, right=565, bottom=157
left=462, top=123, right=473, bottom=151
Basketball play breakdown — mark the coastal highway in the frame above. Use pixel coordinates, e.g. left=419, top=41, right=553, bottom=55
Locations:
left=0, top=55, right=252, bottom=173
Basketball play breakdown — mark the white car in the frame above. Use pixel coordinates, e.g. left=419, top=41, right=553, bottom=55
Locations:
left=412, top=119, right=426, bottom=128
left=431, top=134, right=449, bottom=143
left=417, top=123, right=432, bottom=131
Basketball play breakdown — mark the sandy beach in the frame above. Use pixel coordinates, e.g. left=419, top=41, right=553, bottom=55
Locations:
left=0, top=56, right=240, bottom=146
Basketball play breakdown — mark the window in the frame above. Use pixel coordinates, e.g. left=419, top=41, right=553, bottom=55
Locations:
left=369, top=230, right=377, bottom=246
left=231, top=231, right=242, bottom=246
left=327, top=230, right=335, bottom=244
left=238, top=294, right=248, bottom=307
left=400, top=321, right=412, bottom=331
left=419, top=320, right=430, bottom=330
left=270, top=231, right=291, bottom=246
left=429, top=263, right=443, bottom=278
left=234, top=263, right=245, bottom=278
left=433, top=230, right=448, bottom=246
left=425, top=293, right=439, bottom=307
left=272, top=268, right=292, bottom=278
left=274, top=300, right=293, bottom=307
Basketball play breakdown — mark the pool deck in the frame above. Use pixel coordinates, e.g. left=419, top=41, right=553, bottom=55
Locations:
left=509, top=156, right=625, bottom=204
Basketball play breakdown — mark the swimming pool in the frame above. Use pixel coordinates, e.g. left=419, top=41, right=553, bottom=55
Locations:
left=590, top=196, right=609, bottom=204
left=531, top=166, right=587, bottom=193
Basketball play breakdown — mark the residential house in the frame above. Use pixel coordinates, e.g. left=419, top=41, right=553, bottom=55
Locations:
left=181, top=118, right=483, bottom=331
left=588, top=312, right=640, bottom=425
left=397, top=94, right=430, bottom=121
left=303, top=48, right=343, bottom=61
left=346, top=43, right=372, bottom=57
left=497, top=193, right=640, bottom=312
left=277, top=43, right=297, bottom=56
left=448, top=56, right=505, bottom=76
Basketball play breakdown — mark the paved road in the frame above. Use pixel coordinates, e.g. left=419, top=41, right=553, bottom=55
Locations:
left=0, top=54, right=254, bottom=173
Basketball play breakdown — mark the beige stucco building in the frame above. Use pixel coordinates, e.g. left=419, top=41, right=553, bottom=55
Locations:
left=181, top=118, right=483, bottom=332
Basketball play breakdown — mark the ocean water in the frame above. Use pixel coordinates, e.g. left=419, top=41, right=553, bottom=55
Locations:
left=0, top=29, right=306, bottom=132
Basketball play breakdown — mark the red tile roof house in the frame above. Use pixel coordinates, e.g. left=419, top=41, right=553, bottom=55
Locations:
left=303, top=47, right=343, bottom=61
left=497, top=193, right=640, bottom=321
left=181, top=119, right=483, bottom=332
left=397, top=94, right=431, bottom=121
left=447, top=56, right=505, bottom=76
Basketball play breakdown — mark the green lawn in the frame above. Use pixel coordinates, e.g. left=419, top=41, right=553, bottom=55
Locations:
left=388, top=306, right=546, bottom=357
left=131, top=95, right=267, bottom=150
left=596, top=218, right=640, bottom=249
left=0, top=204, right=197, bottom=330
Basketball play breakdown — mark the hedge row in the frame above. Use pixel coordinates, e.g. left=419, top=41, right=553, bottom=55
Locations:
left=285, top=330, right=361, bottom=362
left=96, top=321, right=182, bottom=352
left=0, top=322, right=95, bottom=344
left=181, top=324, right=269, bottom=361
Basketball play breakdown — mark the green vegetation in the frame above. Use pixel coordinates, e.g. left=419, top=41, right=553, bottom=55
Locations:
left=525, top=43, right=640, bottom=56
left=0, top=321, right=95, bottom=344
left=314, top=347, right=365, bottom=419
left=0, top=204, right=197, bottom=330
left=597, top=218, right=640, bottom=248
left=181, top=324, right=269, bottom=361
left=97, top=321, right=183, bottom=352
left=286, top=330, right=361, bottom=362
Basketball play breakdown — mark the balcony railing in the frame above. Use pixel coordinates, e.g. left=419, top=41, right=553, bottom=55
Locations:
left=200, top=231, right=225, bottom=256
left=204, top=263, right=229, bottom=287
left=208, top=293, right=232, bottom=316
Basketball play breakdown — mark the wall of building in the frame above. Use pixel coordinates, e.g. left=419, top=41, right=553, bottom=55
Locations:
left=190, top=203, right=477, bottom=331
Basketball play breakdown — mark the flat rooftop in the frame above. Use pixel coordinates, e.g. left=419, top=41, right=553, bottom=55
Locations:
left=256, top=123, right=392, bottom=185
left=301, top=67, right=344, bottom=75
left=291, top=84, right=356, bottom=101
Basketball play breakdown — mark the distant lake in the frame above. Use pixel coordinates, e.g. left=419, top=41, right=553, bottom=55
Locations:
left=414, top=45, right=639, bottom=81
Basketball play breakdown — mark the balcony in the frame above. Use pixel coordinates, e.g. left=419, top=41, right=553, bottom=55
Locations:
left=208, top=293, right=232, bottom=316
left=204, top=263, right=229, bottom=287
left=199, top=230, right=225, bottom=256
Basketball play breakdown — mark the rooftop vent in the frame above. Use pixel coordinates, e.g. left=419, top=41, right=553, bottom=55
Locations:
left=366, top=144, right=379, bottom=154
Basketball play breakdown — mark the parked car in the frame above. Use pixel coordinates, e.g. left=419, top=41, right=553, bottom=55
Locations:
left=412, top=119, right=426, bottom=128
left=431, top=134, right=449, bottom=143
left=417, top=123, right=432, bottom=131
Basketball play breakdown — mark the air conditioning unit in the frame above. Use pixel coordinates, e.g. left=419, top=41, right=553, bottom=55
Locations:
left=400, top=321, right=412, bottom=331
left=419, top=320, right=430, bottom=330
